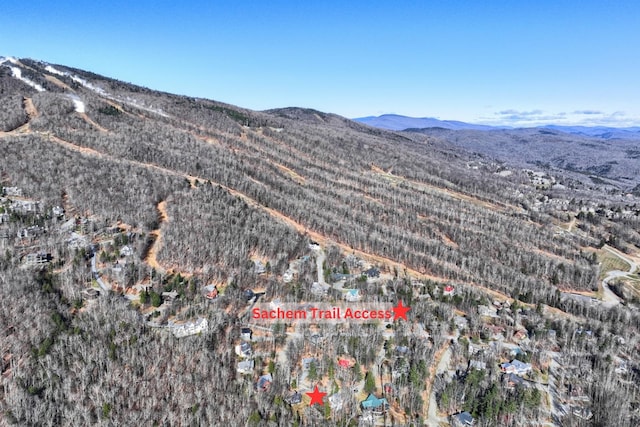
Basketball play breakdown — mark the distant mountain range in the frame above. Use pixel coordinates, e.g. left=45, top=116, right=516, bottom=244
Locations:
left=354, top=114, right=640, bottom=140
left=354, top=114, right=498, bottom=131
left=541, top=125, right=640, bottom=140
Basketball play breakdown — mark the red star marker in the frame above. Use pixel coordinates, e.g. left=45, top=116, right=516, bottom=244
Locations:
left=392, top=300, right=411, bottom=321
left=306, top=385, right=327, bottom=406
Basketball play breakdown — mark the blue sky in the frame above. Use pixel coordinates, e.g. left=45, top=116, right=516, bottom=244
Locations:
left=2, top=1, right=639, bottom=126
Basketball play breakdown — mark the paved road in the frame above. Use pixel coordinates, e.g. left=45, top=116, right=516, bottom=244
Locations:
left=603, top=245, right=638, bottom=273
left=545, top=352, right=567, bottom=426
left=312, top=245, right=326, bottom=285
left=601, top=245, right=638, bottom=307
left=426, top=345, right=452, bottom=427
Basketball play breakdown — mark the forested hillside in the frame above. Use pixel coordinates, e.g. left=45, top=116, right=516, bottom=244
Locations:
left=0, top=59, right=601, bottom=300
left=1, top=57, right=639, bottom=426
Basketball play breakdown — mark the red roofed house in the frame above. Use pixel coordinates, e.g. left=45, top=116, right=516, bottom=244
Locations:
left=338, top=358, right=352, bottom=369
left=206, top=286, right=219, bottom=300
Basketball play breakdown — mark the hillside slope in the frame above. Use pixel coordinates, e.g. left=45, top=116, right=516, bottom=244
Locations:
left=410, top=127, right=640, bottom=190
left=1, top=57, right=639, bottom=426
left=0, top=57, right=600, bottom=297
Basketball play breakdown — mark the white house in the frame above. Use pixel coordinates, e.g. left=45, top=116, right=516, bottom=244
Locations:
left=171, top=318, right=208, bottom=338
left=120, top=245, right=134, bottom=257
left=344, top=289, right=361, bottom=302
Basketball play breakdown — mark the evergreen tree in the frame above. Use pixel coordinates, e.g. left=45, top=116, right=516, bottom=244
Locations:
left=364, top=371, right=376, bottom=394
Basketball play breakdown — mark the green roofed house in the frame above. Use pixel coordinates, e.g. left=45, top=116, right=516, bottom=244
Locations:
left=360, top=394, right=389, bottom=414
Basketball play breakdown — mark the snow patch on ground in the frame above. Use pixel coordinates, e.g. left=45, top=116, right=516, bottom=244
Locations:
left=1, top=56, right=20, bottom=66
left=4, top=56, right=19, bottom=65
left=70, top=75, right=109, bottom=97
left=66, top=72, right=168, bottom=117
left=9, top=66, right=45, bottom=92
left=44, top=65, right=65, bottom=76
left=67, top=94, right=85, bottom=113
left=42, top=62, right=108, bottom=97
left=1, top=58, right=167, bottom=118
left=122, top=95, right=169, bottom=118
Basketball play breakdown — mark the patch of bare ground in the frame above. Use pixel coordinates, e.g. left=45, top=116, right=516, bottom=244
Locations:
left=0, top=98, right=38, bottom=136
left=558, top=288, right=596, bottom=297
left=141, top=201, right=197, bottom=276
left=23, top=97, right=38, bottom=120
left=78, top=112, right=110, bottom=133
left=274, top=162, right=305, bottom=184
left=252, top=127, right=318, bottom=164
left=424, top=341, right=450, bottom=419
left=43, top=133, right=109, bottom=158
left=363, top=194, right=385, bottom=206
left=144, top=200, right=168, bottom=272
left=440, top=233, right=458, bottom=248
left=389, top=406, right=407, bottom=425
left=544, top=305, right=580, bottom=321
left=194, top=134, right=219, bottom=145
left=43, top=74, right=72, bottom=90
left=248, top=176, right=268, bottom=188
left=371, top=164, right=523, bottom=213
left=429, top=228, right=459, bottom=249
left=187, top=176, right=197, bottom=189
left=61, top=191, right=76, bottom=217
left=532, top=247, right=571, bottom=262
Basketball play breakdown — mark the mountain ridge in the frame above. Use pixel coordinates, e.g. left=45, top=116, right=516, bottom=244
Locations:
left=0, top=55, right=603, bottom=294
left=1, top=56, right=640, bottom=427
left=354, top=113, right=640, bottom=139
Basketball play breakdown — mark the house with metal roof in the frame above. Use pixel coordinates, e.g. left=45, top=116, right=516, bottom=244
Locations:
left=360, top=394, right=388, bottom=414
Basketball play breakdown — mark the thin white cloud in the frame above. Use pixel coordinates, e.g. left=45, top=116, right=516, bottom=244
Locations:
left=573, top=109, right=602, bottom=115
left=497, top=109, right=543, bottom=116
left=476, top=109, right=640, bottom=127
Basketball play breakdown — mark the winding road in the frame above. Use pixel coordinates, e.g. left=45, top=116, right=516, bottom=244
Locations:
left=426, top=345, right=452, bottom=426
left=601, top=245, right=638, bottom=307
left=144, top=200, right=168, bottom=272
